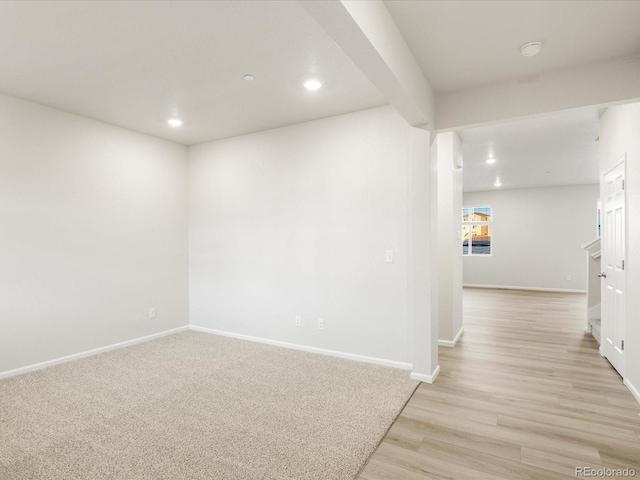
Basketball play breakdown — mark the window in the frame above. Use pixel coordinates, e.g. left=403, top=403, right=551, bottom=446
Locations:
left=462, top=206, right=492, bottom=255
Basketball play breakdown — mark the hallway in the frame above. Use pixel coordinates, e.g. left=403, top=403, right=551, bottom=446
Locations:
left=359, top=288, right=640, bottom=479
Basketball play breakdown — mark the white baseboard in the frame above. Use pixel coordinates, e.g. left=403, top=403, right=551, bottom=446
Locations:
left=439, top=327, right=464, bottom=348
left=464, top=284, right=586, bottom=294
left=0, top=326, right=190, bottom=380
left=623, top=378, right=640, bottom=404
left=189, top=325, right=412, bottom=371
left=588, top=304, right=601, bottom=320
left=410, top=365, right=440, bottom=384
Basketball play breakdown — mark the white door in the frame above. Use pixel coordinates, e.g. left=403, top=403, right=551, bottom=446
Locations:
left=601, top=159, right=625, bottom=376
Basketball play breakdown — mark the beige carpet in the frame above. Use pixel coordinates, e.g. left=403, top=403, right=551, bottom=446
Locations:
left=0, top=331, right=418, bottom=480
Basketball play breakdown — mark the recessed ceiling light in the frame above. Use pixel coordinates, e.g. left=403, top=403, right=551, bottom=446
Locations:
left=167, top=118, right=183, bottom=127
left=304, top=79, right=322, bottom=91
left=243, top=74, right=255, bottom=81
left=486, top=158, right=496, bottom=164
left=521, top=41, right=542, bottom=57
left=494, top=178, right=502, bottom=187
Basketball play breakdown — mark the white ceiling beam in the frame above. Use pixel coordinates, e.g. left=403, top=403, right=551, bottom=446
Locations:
left=437, top=55, right=640, bottom=131
left=300, top=0, right=435, bottom=130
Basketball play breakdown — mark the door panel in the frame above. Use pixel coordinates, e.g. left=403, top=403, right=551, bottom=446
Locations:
left=601, top=160, right=625, bottom=376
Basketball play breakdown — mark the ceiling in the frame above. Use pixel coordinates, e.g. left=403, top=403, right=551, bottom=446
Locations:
left=0, top=1, right=387, bottom=145
left=460, top=108, right=600, bottom=192
left=385, top=0, right=640, bottom=92
left=385, top=0, right=632, bottom=192
left=1, top=1, right=638, bottom=148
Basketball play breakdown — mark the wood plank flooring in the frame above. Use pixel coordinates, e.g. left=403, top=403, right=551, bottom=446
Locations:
left=359, top=288, right=640, bottom=480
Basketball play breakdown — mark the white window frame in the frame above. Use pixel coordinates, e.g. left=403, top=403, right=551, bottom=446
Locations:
left=462, top=205, right=493, bottom=256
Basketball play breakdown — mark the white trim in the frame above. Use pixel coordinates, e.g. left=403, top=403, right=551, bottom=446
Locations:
left=623, top=378, right=640, bottom=404
left=189, top=325, right=412, bottom=371
left=581, top=237, right=601, bottom=250
left=463, top=284, right=586, bottom=294
left=0, top=326, right=190, bottom=380
left=603, top=153, right=626, bottom=176
left=581, top=237, right=602, bottom=259
left=439, top=326, right=464, bottom=348
left=410, top=365, right=440, bottom=384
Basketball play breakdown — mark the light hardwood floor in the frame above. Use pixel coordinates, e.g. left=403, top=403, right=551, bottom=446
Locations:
left=359, top=288, right=640, bottom=480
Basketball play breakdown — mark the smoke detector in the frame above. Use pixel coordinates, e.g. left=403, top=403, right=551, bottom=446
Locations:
left=520, top=42, right=542, bottom=57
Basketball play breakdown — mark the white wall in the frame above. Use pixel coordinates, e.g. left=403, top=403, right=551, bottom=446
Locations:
left=0, top=93, right=190, bottom=374
left=437, top=132, right=463, bottom=344
left=599, top=102, right=640, bottom=402
left=463, top=184, right=599, bottom=291
left=189, top=106, right=423, bottom=366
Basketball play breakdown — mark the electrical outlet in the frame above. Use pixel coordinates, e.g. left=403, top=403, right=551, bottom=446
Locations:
left=566, top=275, right=571, bottom=281
left=295, top=316, right=301, bottom=327
left=318, top=318, right=324, bottom=330
left=149, top=308, right=156, bottom=319
left=386, top=250, right=394, bottom=263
